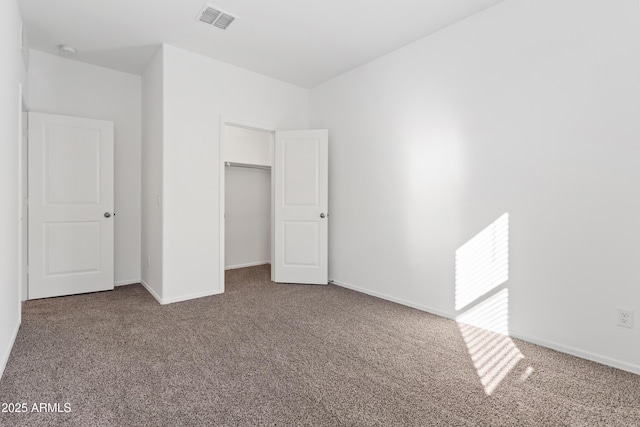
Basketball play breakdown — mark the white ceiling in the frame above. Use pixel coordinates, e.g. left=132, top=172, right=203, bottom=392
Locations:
left=18, top=0, right=505, bottom=88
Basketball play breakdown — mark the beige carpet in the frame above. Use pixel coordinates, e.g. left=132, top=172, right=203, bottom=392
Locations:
left=0, top=265, right=638, bottom=426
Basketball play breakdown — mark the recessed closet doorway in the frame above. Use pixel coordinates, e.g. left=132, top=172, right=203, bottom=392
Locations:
left=222, top=123, right=274, bottom=278
left=219, top=117, right=329, bottom=293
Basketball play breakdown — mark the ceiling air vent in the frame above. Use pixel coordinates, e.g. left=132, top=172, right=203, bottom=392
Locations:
left=197, top=4, right=236, bottom=30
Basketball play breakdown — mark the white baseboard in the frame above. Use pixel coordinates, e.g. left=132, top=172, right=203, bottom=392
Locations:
left=0, top=318, right=21, bottom=382
left=330, top=278, right=640, bottom=376
left=114, top=278, right=140, bottom=287
left=510, top=330, right=640, bottom=375
left=329, top=278, right=454, bottom=320
left=140, top=279, right=163, bottom=304
left=161, top=289, right=222, bottom=305
left=140, top=279, right=221, bottom=305
left=225, top=261, right=270, bottom=271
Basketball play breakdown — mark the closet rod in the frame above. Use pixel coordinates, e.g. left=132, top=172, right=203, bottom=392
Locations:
left=224, top=161, right=271, bottom=170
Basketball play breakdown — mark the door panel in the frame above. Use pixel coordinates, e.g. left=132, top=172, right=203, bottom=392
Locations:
left=29, top=112, right=114, bottom=299
left=274, top=129, right=328, bottom=284
left=45, top=126, right=101, bottom=204
left=283, top=221, right=319, bottom=266
left=45, top=221, right=101, bottom=275
left=283, top=140, right=319, bottom=206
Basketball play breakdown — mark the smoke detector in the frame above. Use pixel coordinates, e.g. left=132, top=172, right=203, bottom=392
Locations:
left=58, top=44, right=77, bottom=55
left=196, top=3, right=236, bottom=30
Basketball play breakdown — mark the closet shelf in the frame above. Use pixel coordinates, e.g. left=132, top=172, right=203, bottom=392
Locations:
left=225, top=161, right=271, bottom=170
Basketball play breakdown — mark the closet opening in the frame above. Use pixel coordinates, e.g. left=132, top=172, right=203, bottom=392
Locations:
left=220, top=120, right=275, bottom=293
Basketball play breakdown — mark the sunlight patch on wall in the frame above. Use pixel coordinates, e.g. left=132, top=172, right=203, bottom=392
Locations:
left=457, top=288, right=509, bottom=335
left=455, top=213, right=509, bottom=311
left=455, top=213, right=533, bottom=395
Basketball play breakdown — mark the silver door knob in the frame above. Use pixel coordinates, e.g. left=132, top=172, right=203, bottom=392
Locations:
left=320, top=213, right=326, bottom=218
left=104, top=212, right=111, bottom=218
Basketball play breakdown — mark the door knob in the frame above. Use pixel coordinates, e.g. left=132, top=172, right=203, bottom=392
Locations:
left=104, top=212, right=111, bottom=218
left=320, top=213, right=326, bottom=218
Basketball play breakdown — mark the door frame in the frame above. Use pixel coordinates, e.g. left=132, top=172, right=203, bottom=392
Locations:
left=218, top=117, right=275, bottom=294
left=18, top=84, right=29, bottom=302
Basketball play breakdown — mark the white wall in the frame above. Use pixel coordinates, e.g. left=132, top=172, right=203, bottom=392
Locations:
left=310, top=0, right=640, bottom=373
left=225, top=125, right=273, bottom=166
left=141, top=47, right=164, bottom=300
left=28, top=50, right=141, bottom=286
left=0, top=0, right=26, bottom=379
left=162, top=44, right=308, bottom=303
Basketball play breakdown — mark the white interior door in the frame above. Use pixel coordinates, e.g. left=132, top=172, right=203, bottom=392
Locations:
left=274, top=129, right=328, bottom=284
left=28, top=112, right=114, bottom=299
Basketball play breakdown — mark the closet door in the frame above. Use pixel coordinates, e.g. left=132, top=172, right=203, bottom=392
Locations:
left=273, top=129, right=328, bottom=285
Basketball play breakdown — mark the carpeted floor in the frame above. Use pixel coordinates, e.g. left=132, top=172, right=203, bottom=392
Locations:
left=0, top=265, right=638, bottom=426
